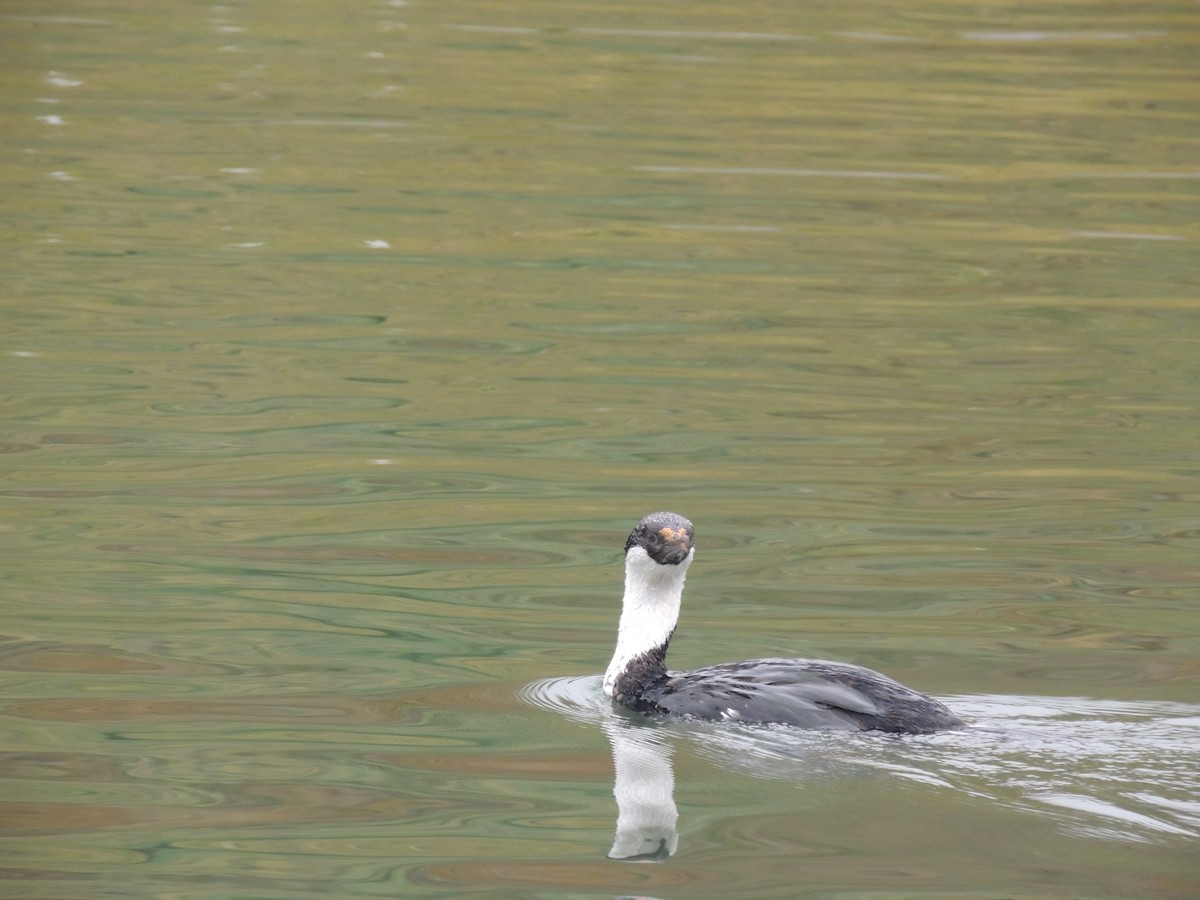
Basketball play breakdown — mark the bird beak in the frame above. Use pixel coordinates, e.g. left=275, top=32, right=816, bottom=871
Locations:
left=659, top=527, right=693, bottom=564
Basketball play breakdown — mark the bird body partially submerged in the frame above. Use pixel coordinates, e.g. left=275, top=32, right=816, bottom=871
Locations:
left=603, top=512, right=963, bottom=734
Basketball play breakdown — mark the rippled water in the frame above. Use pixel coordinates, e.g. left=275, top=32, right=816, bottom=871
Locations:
left=3, top=0, right=1199, bottom=897
left=525, top=676, right=1200, bottom=848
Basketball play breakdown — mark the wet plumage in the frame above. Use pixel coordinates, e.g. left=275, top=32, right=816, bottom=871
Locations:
left=603, top=512, right=963, bottom=734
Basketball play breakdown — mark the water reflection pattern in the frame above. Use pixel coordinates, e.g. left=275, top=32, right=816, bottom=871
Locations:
left=4, top=0, right=1198, bottom=895
left=524, top=676, right=1200, bottom=850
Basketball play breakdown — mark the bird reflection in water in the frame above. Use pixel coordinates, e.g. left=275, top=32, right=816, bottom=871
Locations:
left=603, top=717, right=679, bottom=861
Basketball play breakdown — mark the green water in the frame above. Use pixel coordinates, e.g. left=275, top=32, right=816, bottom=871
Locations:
left=2, top=1, right=1198, bottom=897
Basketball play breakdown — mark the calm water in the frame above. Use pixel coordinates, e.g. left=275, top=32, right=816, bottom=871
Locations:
left=2, top=1, right=1198, bottom=897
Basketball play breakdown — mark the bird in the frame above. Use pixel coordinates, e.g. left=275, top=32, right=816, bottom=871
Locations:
left=602, top=512, right=964, bottom=734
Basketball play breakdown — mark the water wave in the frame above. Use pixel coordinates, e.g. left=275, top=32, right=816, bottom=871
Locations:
left=521, top=676, right=1200, bottom=844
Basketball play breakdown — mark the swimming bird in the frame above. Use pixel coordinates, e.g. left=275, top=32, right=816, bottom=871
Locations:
left=603, top=512, right=964, bottom=733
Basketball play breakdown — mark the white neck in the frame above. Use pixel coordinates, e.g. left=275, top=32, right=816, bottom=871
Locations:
left=603, top=546, right=693, bottom=696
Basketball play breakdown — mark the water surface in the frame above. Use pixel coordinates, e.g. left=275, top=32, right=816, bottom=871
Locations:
left=2, top=1, right=1198, bottom=897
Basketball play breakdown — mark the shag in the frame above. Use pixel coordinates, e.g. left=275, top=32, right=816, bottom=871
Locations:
left=603, top=512, right=963, bottom=734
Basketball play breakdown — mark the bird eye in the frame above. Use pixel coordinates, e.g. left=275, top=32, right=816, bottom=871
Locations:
left=645, top=531, right=662, bottom=546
